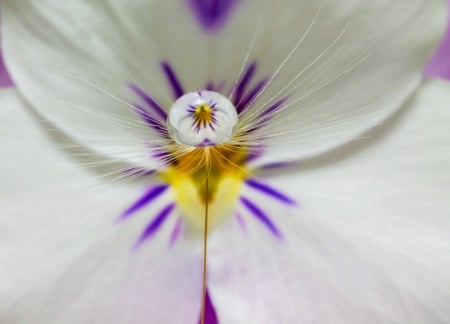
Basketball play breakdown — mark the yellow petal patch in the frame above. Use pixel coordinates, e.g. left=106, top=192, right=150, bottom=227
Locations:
left=162, top=145, right=250, bottom=231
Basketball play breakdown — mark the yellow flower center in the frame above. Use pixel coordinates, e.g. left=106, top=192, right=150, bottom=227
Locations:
left=161, top=145, right=249, bottom=230
left=193, top=104, right=214, bottom=129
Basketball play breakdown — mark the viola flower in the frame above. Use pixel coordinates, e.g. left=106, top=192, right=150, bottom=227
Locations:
left=1, top=1, right=450, bottom=323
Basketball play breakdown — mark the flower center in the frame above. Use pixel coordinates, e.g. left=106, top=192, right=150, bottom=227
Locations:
left=167, top=90, right=238, bottom=147
left=162, top=145, right=248, bottom=230
left=122, top=62, right=294, bottom=247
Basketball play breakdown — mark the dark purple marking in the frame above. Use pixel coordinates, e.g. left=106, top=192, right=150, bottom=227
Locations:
left=245, top=147, right=263, bottom=163
left=260, top=97, right=288, bottom=119
left=236, top=78, right=268, bottom=114
left=134, top=203, right=175, bottom=249
left=205, top=80, right=225, bottom=92
left=169, top=218, right=183, bottom=247
left=189, top=0, right=238, bottom=32
left=240, top=197, right=282, bottom=238
left=152, top=149, right=172, bottom=164
left=233, top=62, right=257, bottom=107
left=134, top=103, right=168, bottom=136
left=260, top=162, right=290, bottom=170
left=161, top=62, right=185, bottom=99
left=0, top=48, right=13, bottom=87
left=246, top=97, right=288, bottom=134
left=199, top=138, right=215, bottom=147
left=120, top=184, right=169, bottom=220
left=246, top=179, right=296, bottom=205
left=122, top=167, right=156, bottom=177
left=198, top=289, right=219, bottom=324
left=128, top=83, right=167, bottom=121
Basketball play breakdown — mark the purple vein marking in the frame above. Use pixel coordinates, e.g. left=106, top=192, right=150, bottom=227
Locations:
left=120, top=184, right=169, bottom=220
left=245, top=179, right=296, bottom=205
left=134, top=203, right=175, bottom=249
left=233, top=62, right=257, bottom=106
left=240, top=197, right=282, bottom=238
left=189, top=0, right=238, bottom=32
left=236, top=78, right=268, bottom=114
left=128, top=83, right=167, bottom=121
left=169, top=218, right=183, bottom=247
left=205, top=80, right=225, bottom=92
left=235, top=212, right=247, bottom=233
left=197, top=288, right=219, bottom=324
left=246, top=97, right=288, bottom=133
left=260, top=162, right=290, bottom=170
left=122, top=167, right=156, bottom=177
left=134, top=103, right=168, bottom=136
left=161, top=62, right=185, bottom=99
left=246, top=151, right=262, bottom=163
left=152, top=149, right=172, bottom=163
left=260, top=97, right=288, bottom=120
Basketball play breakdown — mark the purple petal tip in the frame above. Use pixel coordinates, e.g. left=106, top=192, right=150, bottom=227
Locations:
left=188, top=0, right=239, bottom=32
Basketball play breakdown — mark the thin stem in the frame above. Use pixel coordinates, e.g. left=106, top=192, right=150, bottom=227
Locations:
left=200, top=160, right=210, bottom=324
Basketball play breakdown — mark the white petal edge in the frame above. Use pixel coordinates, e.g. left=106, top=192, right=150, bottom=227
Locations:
left=208, top=79, right=450, bottom=324
left=0, top=89, right=203, bottom=324
left=1, top=0, right=447, bottom=169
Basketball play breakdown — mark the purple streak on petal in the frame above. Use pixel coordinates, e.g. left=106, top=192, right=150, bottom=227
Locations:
left=134, top=203, right=175, bottom=249
left=152, top=149, right=172, bottom=164
left=246, top=151, right=262, bottom=163
left=199, top=138, right=215, bottom=147
left=235, top=212, right=247, bottom=233
left=169, top=218, right=183, bottom=247
left=240, top=196, right=282, bottom=238
left=205, top=80, right=225, bottom=92
left=259, top=97, right=288, bottom=120
left=236, top=78, right=268, bottom=114
left=133, top=103, right=168, bottom=136
left=198, top=289, right=219, bottom=324
left=424, top=0, right=450, bottom=81
left=120, top=184, right=169, bottom=220
left=189, top=0, right=238, bottom=32
left=246, top=179, right=296, bottom=205
left=128, top=84, right=167, bottom=121
left=161, top=62, right=185, bottom=99
left=122, top=167, right=156, bottom=177
left=245, top=145, right=265, bottom=163
left=246, top=97, right=288, bottom=133
left=233, top=62, right=257, bottom=107
left=0, top=47, right=13, bottom=88
left=260, top=162, right=290, bottom=170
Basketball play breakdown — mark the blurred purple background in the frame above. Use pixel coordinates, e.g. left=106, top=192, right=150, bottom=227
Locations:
left=424, top=0, right=450, bottom=79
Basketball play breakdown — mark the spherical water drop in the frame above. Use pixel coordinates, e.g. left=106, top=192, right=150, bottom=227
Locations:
left=167, top=91, right=238, bottom=147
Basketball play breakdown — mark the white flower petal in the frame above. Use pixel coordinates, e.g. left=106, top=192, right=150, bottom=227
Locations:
left=0, top=89, right=203, bottom=324
left=208, top=79, right=450, bottom=323
left=1, top=0, right=211, bottom=169
left=235, top=0, right=447, bottom=165
left=2, top=0, right=446, bottom=168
